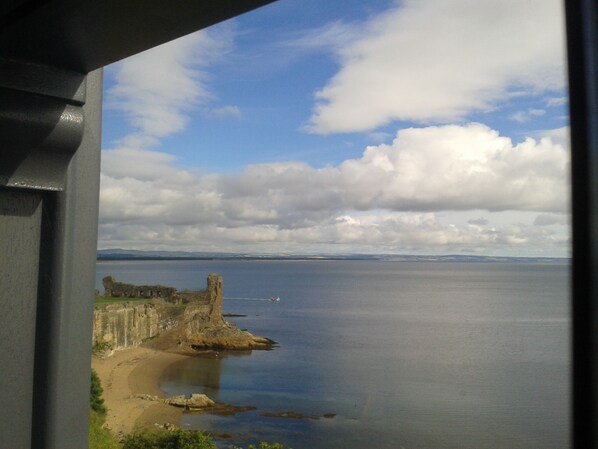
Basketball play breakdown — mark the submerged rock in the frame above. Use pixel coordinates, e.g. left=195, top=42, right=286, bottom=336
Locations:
left=191, top=403, right=257, bottom=416
left=261, top=411, right=337, bottom=420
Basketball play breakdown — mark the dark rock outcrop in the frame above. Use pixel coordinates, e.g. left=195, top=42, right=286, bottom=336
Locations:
left=185, top=322, right=276, bottom=351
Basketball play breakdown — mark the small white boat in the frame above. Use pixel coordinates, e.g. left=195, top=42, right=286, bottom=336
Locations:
left=270, top=296, right=280, bottom=302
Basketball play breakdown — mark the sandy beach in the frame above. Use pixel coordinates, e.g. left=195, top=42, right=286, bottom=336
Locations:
left=92, top=347, right=191, bottom=438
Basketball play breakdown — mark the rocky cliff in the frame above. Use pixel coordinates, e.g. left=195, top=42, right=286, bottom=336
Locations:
left=93, top=303, right=162, bottom=350
left=93, top=273, right=273, bottom=353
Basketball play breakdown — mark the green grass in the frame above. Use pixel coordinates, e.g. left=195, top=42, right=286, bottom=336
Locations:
left=122, top=432, right=289, bottom=449
left=94, top=296, right=152, bottom=308
left=121, top=429, right=216, bottom=449
left=89, top=410, right=122, bottom=449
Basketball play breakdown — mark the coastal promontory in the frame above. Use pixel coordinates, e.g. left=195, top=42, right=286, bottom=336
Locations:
left=93, top=273, right=274, bottom=354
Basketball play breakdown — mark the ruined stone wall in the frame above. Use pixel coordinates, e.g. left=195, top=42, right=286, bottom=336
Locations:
left=102, top=276, right=176, bottom=299
left=93, top=273, right=224, bottom=351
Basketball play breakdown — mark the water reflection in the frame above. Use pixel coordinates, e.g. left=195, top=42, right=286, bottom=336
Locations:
left=161, top=350, right=254, bottom=401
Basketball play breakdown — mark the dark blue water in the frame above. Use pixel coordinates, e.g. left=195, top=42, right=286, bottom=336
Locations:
left=95, top=260, right=570, bottom=449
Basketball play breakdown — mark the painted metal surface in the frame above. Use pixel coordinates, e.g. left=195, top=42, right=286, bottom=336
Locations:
left=0, top=59, right=86, bottom=191
left=0, top=190, right=42, bottom=449
left=0, top=63, right=102, bottom=449
left=0, top=0, right=276, bottom=72
left=565, top=1, right=598, bottom=447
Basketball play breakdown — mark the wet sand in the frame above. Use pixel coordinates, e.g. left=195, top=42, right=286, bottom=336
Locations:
left=92, top=347, right=190, bottom=438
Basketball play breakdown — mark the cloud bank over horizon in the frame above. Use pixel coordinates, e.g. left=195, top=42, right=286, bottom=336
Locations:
left=100, top=123, right=569, bottom=255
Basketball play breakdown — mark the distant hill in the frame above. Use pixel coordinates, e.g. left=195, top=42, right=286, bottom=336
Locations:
left=97, top=249, right=568, bottom=263
left=97, top=248, right=226, bottom=260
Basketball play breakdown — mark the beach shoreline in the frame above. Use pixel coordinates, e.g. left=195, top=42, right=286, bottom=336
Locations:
left=92, top=346, right=191, bottom=438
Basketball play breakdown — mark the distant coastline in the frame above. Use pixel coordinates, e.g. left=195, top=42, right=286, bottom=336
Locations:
left=97, top=248, right=569, bottom=264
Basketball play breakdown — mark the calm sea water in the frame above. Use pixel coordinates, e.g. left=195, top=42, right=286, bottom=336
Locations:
left=95, top=260, right=570, bottom=449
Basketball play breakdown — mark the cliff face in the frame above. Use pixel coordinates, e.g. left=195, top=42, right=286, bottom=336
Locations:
left=93, top=273, right=273, bottom=353
left=92, top=303, right=164, bottom=349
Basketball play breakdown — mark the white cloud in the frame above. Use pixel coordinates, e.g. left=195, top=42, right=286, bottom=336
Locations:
left=368, top=131, right=392, bottom=143
left=207, top=106, right=242, bottom=120
left=106, top=27, right=234, bottom=141
left=534, top=213, right=568, bottom=226
left=510, top=108, right=547, bottom=123
left=101, top=148, right=180, bottom=181
left=468, top=217, right=489, bottom=226
left=288, top=20, right=361, bottom=54
left=529, top=109, right=546, bottom=117
left=531, top=126, right=569, bottom=148
left=98, top=211, right=569, bottom=256
left=546, top=96, right=568, bottom=107
left=334, top=123, right=569, bottom=213
left=510, top=111, right=529, bottom=123
left=98, top=3, right=570, bottom=256
left=99, top=124, right=570, bottom=255
left=307, top=0, right=566, bottom=134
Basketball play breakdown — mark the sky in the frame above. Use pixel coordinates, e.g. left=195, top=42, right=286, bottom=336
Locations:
left=98, top=0, right=570, bottom=257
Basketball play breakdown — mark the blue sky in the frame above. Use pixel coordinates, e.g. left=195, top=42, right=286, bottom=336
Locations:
left=99, top=0, right=570, bottom=256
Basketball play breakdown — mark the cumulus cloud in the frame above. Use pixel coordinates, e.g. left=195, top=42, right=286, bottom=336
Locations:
left=306, top=0, right=566, bottom=134
left=98, top=211, right=569, bottom=256
left=334, top=123, right=569, bottom=213
left=106, top=27, right=234, bottom=142
left=368, top=131, right=393, bottom=143
left=531, top=126, right=569, bottom=148
left=99, top=124, right=570, bottom=255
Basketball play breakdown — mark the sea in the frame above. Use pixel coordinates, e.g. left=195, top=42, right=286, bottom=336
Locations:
left=95, top=259, right=570, bottom=449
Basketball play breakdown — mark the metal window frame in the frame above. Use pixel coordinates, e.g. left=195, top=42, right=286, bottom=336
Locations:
left=566, top=0, right=598, bottom=447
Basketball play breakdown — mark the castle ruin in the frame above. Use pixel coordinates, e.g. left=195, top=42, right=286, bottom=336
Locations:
left=94, top=273, right=226, bottom=351
left=102, top=273, right=223, bottom=311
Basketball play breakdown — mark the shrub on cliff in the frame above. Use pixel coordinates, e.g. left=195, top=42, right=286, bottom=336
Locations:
left=90, top=369, right=107, bottom=416
left=121, top=429, right=216, bottom=449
